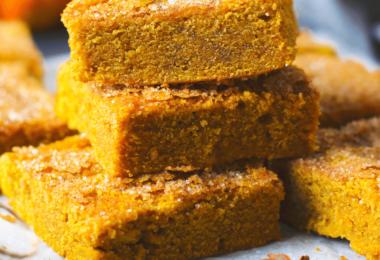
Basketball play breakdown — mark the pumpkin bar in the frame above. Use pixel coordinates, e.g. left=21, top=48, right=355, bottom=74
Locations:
left=271, top=117, right=380, bottom=260
left=294, top=53, right=380, bottom=128
left=0, top=61, right=75, bottom=155
left=0, top=20, right=43, bottom=78
left=62, top=0, right=297, bottom=86
left=296, top=31, right=336, bottom=56
left=294, top=32, right=380, bottom=128
left=0, top=135, right=285, bottom=260
left=56, top=62, right=320, bottom=177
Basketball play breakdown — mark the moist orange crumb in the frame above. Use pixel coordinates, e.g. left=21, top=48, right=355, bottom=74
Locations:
left=0, top=61, right=75, bottom=155
left=56, top=62, right=320, bottom=177
left=0, top=213, right=16, bottom=223
left=0, top=135, right=285, bottom=260
left=294, top=32, right=380, bottom=128
left=0, top=20, right=43, bottom=78
left=270, top=117, right=380, bottom=259
left=62, top=0, right=297, bottom=86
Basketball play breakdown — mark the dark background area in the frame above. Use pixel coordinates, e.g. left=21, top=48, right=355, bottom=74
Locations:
left=294, top=0, right=380, bottom=65
left=32, top=26, right=69, bottom=56
left=351, top=0, right=380, bottom=59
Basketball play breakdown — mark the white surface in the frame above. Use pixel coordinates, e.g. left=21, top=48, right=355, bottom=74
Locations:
left=0, top=48, right=371, bottom=259
left=0, top=197, right=39, bottom=258
left=205, top=223, right=364, bottom=260
left=43, top=53, right=70, bottom=93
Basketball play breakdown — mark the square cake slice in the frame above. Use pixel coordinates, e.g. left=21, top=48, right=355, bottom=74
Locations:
left=271, top=117, right=380, bottom=259
left=56, top=62, right=320, bottom=177
left=0, top=135, right=284, bottom=260
left=0, top=20, right=43, bottom=78
left=62, top=0, right=297, bottom=86
left=294, top=32, right=380, bottom=128
left=0, top=61, right=75, bottom=155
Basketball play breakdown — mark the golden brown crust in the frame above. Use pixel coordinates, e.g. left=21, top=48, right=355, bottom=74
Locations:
left=0, top=61, right=76, bottom=154
left=283, top=117, right=380, bottom=183
left=0, top=135, right=284, bottom=260
left=56, top=62, right=320, bottom=176
left=271, top=117, right=380, bottom=259
left=0, top=20, right=43, bottom=78
left=294, top=31, right=380, bottom=128
left=62, top=0, right=297, bottom=86
left=294, top=54, right=380, bottom=128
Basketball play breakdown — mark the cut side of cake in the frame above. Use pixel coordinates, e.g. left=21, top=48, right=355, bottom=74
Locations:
left=0, top=135, right=285, bottom=260
left=62, top=0, right=297, bottom=86
left=56, top=62, right=320, bottom=177
left=270, top=117, right=380, bottom=260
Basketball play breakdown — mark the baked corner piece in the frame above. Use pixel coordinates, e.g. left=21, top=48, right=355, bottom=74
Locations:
left=271, top=117, right=380, bottom=260
left=56, top=62, right=320, bottom=177
left=294, top=32, right=380, bottom=128
left=62, top=0, right=297, bottom=86
left=0, top=61, right=75, bottom=155
left=0, top=135, right=285, bottom=260
left=0, top=20, right=43, bottom=78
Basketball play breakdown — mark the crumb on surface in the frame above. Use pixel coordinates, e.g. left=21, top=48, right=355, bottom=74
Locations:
left=0, top=213, right=16, bottom=223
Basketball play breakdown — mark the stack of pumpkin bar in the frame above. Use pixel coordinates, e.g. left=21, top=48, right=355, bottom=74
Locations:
left=0, top=0, right=320, bottom=259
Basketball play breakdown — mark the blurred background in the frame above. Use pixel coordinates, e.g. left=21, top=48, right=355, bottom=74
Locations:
left=295, top=0, right=380, bottom=67
left=1, top=0, right=380, bottom=83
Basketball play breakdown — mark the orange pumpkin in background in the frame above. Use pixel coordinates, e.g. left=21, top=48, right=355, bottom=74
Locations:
left=0, top=0, right=71, bottom=31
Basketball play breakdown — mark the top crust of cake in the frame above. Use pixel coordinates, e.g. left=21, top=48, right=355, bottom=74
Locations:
left=292, top=117, right=380, bottom=182
left=317, top=117, right=380, bottom=152
left=0, top=62, right=52, bottom=126
left=0, top=62, right=55, bottom=125
left=0, top=61, right=75, bottom=154
left=88, top=66, right=316, bottom=101
left=64, top=0, right=288, bottom=21
left=294, top=53, right=380, bottom=128
left=5, top=135, right=282, bottom=237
